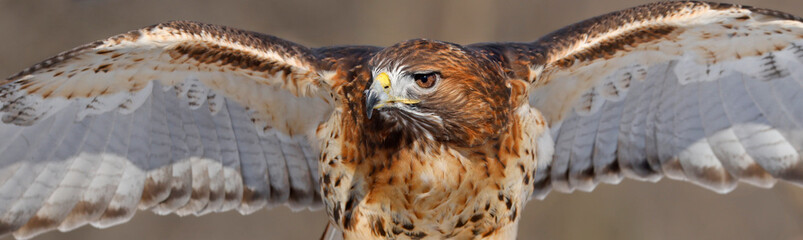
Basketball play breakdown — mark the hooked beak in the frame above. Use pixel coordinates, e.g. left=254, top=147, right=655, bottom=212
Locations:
left=364, top=72, right=420, bottom=119
left=365, top=89, right=380, bottom=119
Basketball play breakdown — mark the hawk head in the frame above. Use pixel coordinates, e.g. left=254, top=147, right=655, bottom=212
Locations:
left=364, top=39, right=512, bottom=148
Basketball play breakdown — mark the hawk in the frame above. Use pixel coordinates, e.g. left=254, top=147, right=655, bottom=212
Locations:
left=0, top=1, right=801, bottom=239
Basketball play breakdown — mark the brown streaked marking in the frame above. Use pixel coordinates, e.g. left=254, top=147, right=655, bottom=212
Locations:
left=322, top=173, right=331, bottom=185
left=23, top=83, right=46, bottom=95
left=342, top=211, right=356, bottom=230
left=405, top=231, right=427, bottom=239
left=67, top=200, right=105, bottom=217
left=740, top=163, right=774, bottom=181
left=190, top=186, right=210, bottom=203
left=18, top=215, right=59, bottom=235
left=98, top=87, right=111, bottom=95
left=696, top=166, right=735, bottom=185
left=0, top=221, right=17, bottom=235
left=99, top=206, right=131, bottom=221
left=18, top=79, right=40, bottom=91
left=454, top=217, right=467, bottom=228
left=371, top=218, right=386, bottom=237
left=470, top=213, right=484, bottom=222
left=170, top=43, right=277, bottom=74
left=509, top=207, right=518, bottom=221
left=332, top=203, right=341, bottom=222
left=140, top=177, right=169, bottom=204
left=401, top=222, right=415, bottom=231
left=240, top=187, right=266, bottom=205
left=59, top=200, right=110, bottom=230
left=207, top=188, right=223, bottom=203
left=553, top=25, right=678, bottom=69
left=482, top=227, right=498, bottom=237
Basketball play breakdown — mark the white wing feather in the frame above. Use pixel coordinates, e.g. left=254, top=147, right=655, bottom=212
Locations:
left=494, top=2, right=803, bottom=199
left=0, top=21, right=334, bottom=239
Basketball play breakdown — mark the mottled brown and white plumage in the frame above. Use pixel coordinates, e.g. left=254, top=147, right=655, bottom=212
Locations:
left=0, top=1, right=802, bottom=239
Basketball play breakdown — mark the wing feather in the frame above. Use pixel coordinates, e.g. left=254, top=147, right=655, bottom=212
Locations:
left=10, top=115, right=86, bottom=238
left=60, top=112, right=132, bottom=231
left=676, top=70, right=735, bottom=191
left=612, top=65, right=651, bottom=183
left=549, top=111, right=577, bottom=193
left=208, top=100, right=244, bottom=212
left=643, top=65, right=666, bottom=175
left=655, top=63, right=685, bottom=180
left=226, top=100, right=270, bottom=214
left=0, top=20, right=377, bottom=238
left=590, top=95, right=626, bottom=183
left=566, top=99, right=602, bottom=191
left=763, top=72, right=803, bottom=156
left=154, top=88, right=193, bottom=214
left=189, top=98, right=225, bottom=215
left=259, top=133, right=290, bottom=207
left=300, top=140, right=324, bottom=210
left=18, top=113, right=115, bottom=237
left=277, top=133, right=315, bottom=209
left=472, top=2, right=803, bottom=198
left=0, top=115, right=61, bottom=232
left=94, top=96, right=151, bottom=228
left=721, top=73, right=801, bottom=179
left=174, top=89, right=210, bottom=216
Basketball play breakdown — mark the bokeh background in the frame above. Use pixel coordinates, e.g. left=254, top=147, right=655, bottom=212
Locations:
left=0, top=0, right=802, bottom=239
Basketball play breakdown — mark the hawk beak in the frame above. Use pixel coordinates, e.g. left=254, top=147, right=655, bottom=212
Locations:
left=365, top=72, right=421, bottom=119
left=365, top=89, right=380, bottom=119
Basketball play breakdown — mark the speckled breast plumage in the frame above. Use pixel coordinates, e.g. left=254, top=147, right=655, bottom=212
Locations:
left=317, top=102, right=552, bottom=239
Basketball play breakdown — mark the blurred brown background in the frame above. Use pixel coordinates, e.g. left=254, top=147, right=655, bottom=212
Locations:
left=0, top=0, right=802, bottom=239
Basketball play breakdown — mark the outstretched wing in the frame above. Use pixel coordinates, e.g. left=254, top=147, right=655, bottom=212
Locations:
left=472, top=2, right=803, bottom=199
left=0, top=21, right=343, bottom=239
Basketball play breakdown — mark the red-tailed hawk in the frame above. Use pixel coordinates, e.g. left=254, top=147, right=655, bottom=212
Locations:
left=0, top=1, right=802, bottom=239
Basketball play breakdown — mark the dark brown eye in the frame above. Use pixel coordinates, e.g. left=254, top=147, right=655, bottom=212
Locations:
left=413, top=72, right=438, bottom=88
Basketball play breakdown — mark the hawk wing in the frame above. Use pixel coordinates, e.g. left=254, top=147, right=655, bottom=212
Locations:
left=472, top=2, right=803, bottom=199
left=0, top=21, right=351, bottom=239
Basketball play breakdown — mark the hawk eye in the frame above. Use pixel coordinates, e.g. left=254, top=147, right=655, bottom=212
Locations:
left=413, top=72, right=438, bottom=89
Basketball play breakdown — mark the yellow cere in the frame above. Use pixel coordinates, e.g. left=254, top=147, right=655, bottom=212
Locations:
left=377, top=72, right=391, bottom=94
